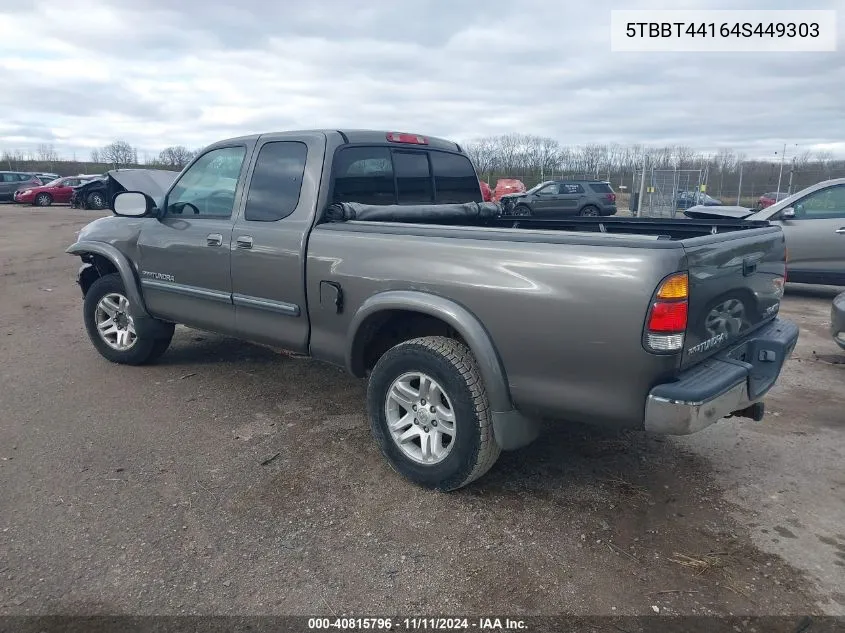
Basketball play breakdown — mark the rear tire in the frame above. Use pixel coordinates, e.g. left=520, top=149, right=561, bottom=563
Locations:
left=367, top=336, right=501, bottom=491
left=579, top=205, right=599, bottom=217
left=34, top=193, right=53, bottom=207
left=83, top=273, right=174, bottom=365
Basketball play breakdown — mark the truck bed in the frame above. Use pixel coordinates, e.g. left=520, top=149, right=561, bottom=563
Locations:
left=322, top=201, right=773, bottom=241
left=311, top=200, right=787, bottom=423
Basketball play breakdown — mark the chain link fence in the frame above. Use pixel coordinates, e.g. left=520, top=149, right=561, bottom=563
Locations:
left=630, top=168, right=705, bottom=217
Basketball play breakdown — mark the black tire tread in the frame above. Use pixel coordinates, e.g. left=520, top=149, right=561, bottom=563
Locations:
left=371, top=336, right=500, bottom=490
left=83, top=273, right=173, bottom=365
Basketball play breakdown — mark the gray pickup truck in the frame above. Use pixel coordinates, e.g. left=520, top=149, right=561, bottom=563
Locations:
left=67, top=129, right=799, bottom=490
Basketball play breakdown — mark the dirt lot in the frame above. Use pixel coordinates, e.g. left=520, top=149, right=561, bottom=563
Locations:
left=1, top=205, right=843, bottom=618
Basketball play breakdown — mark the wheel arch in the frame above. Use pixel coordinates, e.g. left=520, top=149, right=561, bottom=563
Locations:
left=346, top=291, right=512, bottom=413
left=34, top=192, right=53, bottom=205
left=66, top=241, right=150, bottom=318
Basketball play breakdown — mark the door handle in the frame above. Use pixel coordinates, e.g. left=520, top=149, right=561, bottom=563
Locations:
left=206, top=233, right=223, bottom=246
left=236, top=235, right=254, bottom=249
left=835, top=228, right=845, bottom=234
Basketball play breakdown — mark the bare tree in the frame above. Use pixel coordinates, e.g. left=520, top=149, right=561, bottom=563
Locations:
left=464, top=138, right=496, bottom=179
left=100, top=140, right=137, bottom=167
left=36, top=143, right=59, bottom=163
left=90, top=149, right=101, bottom=164
left=157, top=146, right=195, bottom=169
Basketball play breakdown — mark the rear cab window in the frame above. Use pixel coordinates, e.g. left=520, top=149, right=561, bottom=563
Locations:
left=331, top=146, right=481, bottom=206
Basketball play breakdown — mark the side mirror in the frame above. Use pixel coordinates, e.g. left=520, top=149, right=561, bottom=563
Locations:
left=780, top=207, right=796, bottom=220
left=113, top=191, right=157, bottom=217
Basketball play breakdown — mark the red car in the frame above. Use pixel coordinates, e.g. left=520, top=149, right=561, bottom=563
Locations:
left=14, top=176, right=95, bottom=206
left=758, top=191, right=789, bottom=209
left=491, top=178, right=526, bottom=202
left=479, top=179, right=492, bottom=202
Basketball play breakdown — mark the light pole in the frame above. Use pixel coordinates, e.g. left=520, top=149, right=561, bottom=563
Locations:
left=775, top=143, right=797, bottom=194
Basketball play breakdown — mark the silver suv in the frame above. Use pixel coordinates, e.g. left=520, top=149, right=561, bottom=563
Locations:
left=0, top=171, right=42, bottom=201
left=499, top=180, right=617, bottom=217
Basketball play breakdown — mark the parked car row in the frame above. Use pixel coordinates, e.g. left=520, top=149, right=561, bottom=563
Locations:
left=1, top=170, right=106, bottom=205
left=14, top=175, right=100, bottom=206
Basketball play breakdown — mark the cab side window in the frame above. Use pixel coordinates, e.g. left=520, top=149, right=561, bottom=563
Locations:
left=166, top=146, right=246, bottom=218
left=795, top=185, right=845, bottom=219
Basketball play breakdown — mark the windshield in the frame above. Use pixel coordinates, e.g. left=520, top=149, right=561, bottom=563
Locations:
left=525, top=181, right=551, bottom=194
left=44, top=178, right=62, bottom=187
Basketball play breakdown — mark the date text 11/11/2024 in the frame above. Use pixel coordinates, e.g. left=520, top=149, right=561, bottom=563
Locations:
left=307, top=617, right=527, bottom=630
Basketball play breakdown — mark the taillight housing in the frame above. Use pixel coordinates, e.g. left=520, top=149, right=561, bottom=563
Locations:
left=386, top=132, right=428, bottom=145
left=606, top=193, right=617, bottom=203
left=644, top=272, right=689, bottom=353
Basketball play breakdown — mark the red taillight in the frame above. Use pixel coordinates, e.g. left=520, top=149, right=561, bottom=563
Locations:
left=607, top=193, right=616, bottom=203
left=647, top=301, right=688, bottom=332
left=645, top=272, right=689, bottom=352
left=386, top=132, right=428, bottom=145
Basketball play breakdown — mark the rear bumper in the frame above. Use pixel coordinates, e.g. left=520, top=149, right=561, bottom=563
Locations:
left=644, top=318, right=799, bottom=435
left=831, top=291, right=845, bottom=350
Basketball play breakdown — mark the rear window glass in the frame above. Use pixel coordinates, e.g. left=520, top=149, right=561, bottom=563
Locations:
left=331, top=146, right=483, bottom=206
left=393, top=151, right=432, bottom=204
left=332, top=147, right=395, bottom=205
left=588, top=183, right=613, bottom=193
left=430, top=151, right=481, bottom=204
left=244, top=141, right=308, bottom=222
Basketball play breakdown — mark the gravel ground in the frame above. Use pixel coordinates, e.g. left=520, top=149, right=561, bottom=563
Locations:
left=0, top=205, right=843, bottom=617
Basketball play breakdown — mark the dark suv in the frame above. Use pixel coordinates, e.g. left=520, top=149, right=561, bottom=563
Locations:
left=0, top=171, right=42, bottom=201
left=499, top=180, right=617, bottom=217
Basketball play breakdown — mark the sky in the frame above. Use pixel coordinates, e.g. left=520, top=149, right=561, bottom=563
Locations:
left=0, top=0, right=843, bottom=160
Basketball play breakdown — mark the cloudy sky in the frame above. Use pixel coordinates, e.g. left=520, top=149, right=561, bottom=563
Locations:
left=1, top=0, right=843, bottom=160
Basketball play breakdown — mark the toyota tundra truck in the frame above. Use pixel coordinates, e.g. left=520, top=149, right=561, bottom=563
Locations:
left=66, top=129, right=799, bottom=490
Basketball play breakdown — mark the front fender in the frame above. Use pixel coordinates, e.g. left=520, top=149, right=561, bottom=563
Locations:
left=66, top=240, right=150, bottom=319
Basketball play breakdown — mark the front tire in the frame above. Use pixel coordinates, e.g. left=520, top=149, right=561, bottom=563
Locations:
left=34, top=193, right=53, bottom=207
left=83, top=274, right=173, bottom=365
left=512, top=204, right=532, bottom=217
left=367, top=336, right=501, bottom=491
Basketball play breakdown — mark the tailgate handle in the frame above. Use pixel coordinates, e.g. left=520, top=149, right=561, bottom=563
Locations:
left=742, top=258, right=757, bottom=276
